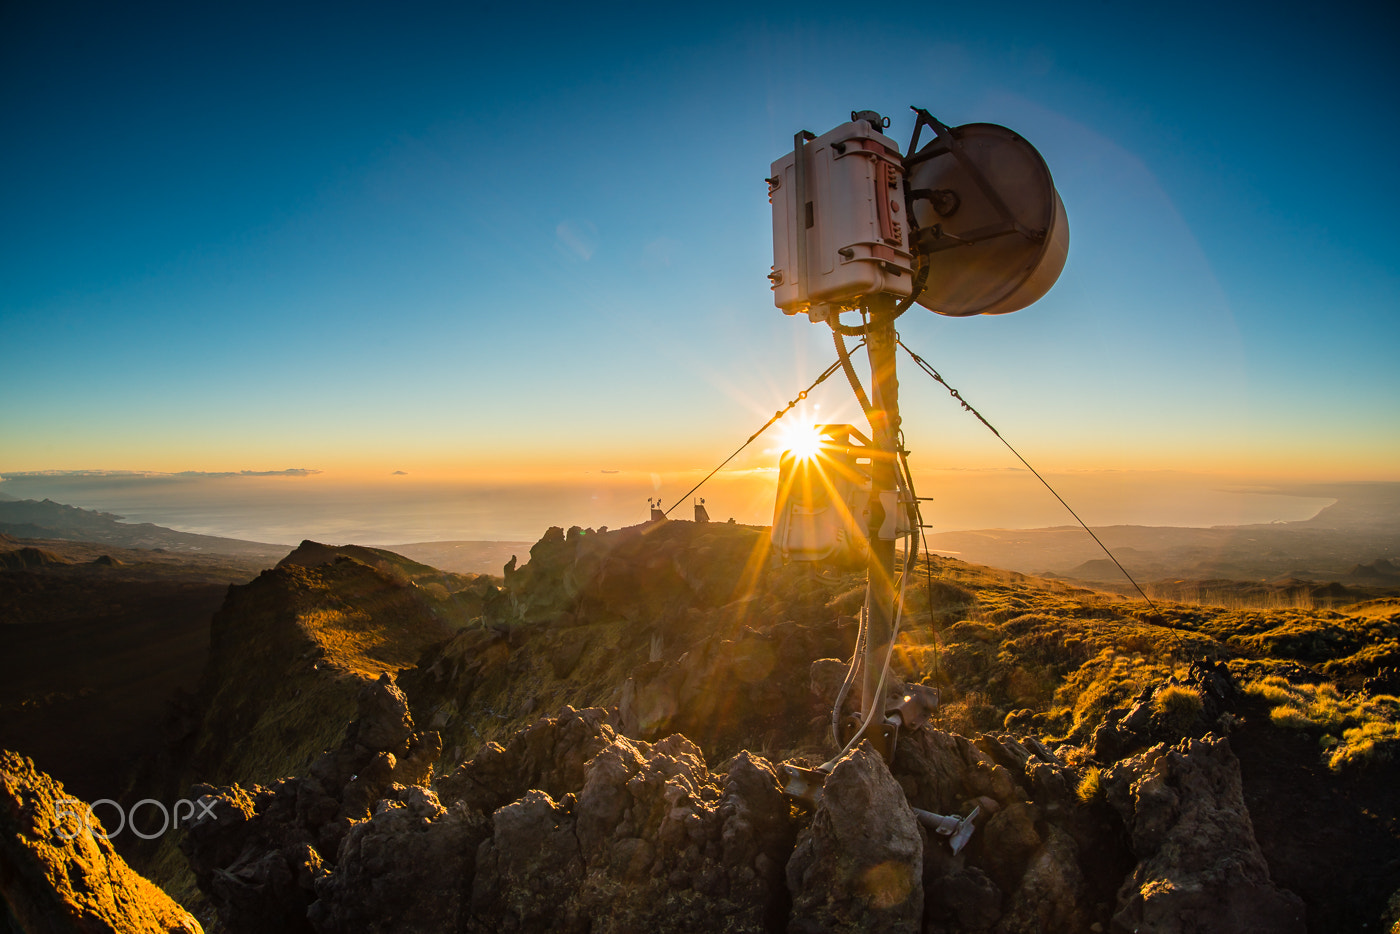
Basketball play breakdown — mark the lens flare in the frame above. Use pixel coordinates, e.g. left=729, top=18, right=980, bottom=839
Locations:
left=777, top=421, right=825, bottom=461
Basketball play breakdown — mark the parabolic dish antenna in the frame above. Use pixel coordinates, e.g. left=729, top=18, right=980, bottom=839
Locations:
left=906, top=123, right=1068, bottom=316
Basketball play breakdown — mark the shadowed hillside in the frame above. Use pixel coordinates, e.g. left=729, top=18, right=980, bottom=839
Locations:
left=0, top=537, right=278, bottom=808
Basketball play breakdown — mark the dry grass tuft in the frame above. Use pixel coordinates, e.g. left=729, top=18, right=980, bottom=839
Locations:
left=1243, top=675, right=1400, bottom=770
left=1076, top=766, right=1102, bottom=803
left=1153, top=684, right=1204, bottom=731
left=1327, top=718, right=1400, bottom=771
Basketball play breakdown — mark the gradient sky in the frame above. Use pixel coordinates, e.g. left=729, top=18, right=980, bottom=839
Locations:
left=2, top=1, right=1397, bottom=536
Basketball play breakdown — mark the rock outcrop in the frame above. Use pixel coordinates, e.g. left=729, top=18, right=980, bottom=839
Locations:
left=470, top=731, right=793, bottom=934
left=0, top=750, right=203, bottom=933
left=308, top=787, right=488, bottom=933
left=890, top=726, right=1093, bottom=934
left=435, top=705, right=621, bottom=814
left=186, top=697, right=798, bottom=934
left=182, top=673, right=444, bottom=933
left=501, top=522, right=770, bottom=627
left=1104, top=736, right=1307, bottom=933
left=176, top=677, right=1319, bottom=934
left=787, top=742, right=923, bottom=933
left=1092, top=659, right=1236, bottom=761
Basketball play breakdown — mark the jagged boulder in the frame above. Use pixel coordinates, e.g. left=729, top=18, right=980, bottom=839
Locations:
left=892, top=727, right=1027, bottom=813
left=1103, top=736, right=1306, bottom=933
left=993, top=823, right=1085, bottom=934
left=183, top=673, right=441, bottom=934
left=310, top=787, right=490, bottom=933
left=470, top=789, right=588, bottom=933
left=890, top=726, right=1098, bottom=934
left=977, top=802, right=1041, bottom=892
left=786, top=742, right=924, bottom=934
left=0, top=750, right=203, bottom=933
left=924, top=865, right=1003, bottom=933
left=469, top=732, right=793, bottom=934
left=435, top=705, right=620, bottom=814
left=181, top=779, right=323, bottom=933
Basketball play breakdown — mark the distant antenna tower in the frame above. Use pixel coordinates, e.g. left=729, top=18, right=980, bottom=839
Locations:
left=768, top=106, right=1067, bottom=748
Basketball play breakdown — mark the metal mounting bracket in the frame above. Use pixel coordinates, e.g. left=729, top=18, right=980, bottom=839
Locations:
left=913, top=805, right=981, bottom=854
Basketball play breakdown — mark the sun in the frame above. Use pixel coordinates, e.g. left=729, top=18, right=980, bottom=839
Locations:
left=777, top=421, right=826, bottom=461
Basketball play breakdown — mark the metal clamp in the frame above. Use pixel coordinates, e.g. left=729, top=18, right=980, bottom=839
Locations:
left=781, top=763, right=830, bottom=806
left=913, top=805, right=980, bottom=854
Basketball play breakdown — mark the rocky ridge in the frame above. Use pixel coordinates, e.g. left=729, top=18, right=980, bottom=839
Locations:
left=162, top=664, right=1308, bottom=933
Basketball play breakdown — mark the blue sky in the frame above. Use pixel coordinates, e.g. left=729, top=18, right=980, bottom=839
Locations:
left=1, top=1, right=1396, bottom=536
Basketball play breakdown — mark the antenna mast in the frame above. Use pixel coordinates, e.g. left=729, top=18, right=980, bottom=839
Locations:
left=768, top=106, right=1068, bottom=755
left=860, top=292, right=902, bottom=725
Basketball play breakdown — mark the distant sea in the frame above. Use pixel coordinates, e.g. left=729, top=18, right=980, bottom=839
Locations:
left=0, top=474, right=674, bottom=545
left=0, top=471, right=1338, bottom=547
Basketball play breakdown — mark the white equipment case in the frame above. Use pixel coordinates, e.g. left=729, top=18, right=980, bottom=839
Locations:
left=769, top=118, right=915, bottom=316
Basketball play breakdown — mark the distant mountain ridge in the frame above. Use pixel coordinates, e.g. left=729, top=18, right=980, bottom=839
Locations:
left=925, top=481, right=1400, bottom=582
left=0, top=498, right=288, bottom=558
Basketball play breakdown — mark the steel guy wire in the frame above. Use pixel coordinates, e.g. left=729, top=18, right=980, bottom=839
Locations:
left=663, top=344, right=865, bottom=516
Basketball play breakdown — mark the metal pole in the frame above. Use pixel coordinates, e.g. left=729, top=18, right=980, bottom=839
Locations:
left=861, top=294, right=901, bottom=735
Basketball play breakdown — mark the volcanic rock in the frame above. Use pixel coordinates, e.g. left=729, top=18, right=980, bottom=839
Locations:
left=924, top=865, right=1003, bottom=932
left=466, top=728, right=794, bottom=934
left=311, top=787, right=490, bottom=933
left=994, top=823, right=1085, bottom=934
left=435, top=705, right=621, bottom=814
left=977, top=802, right=1041, bottom=891
left=470, top=788, right=586, bottom=933
left=1103, top=736, right=1306, bottom=933
left=786, top=741, right=923, bottom=934
left=500, top=521, right=769, bottom=627
left=892, top=726, right=1027, bottom=813
left=183, top=674, right=442, bottom=933
left=0, top=750, right=202, bottom=933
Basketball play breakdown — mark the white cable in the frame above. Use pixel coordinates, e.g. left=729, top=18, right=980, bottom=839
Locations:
left=822, top=470, right=917, bottom=768
left=830, top=593, right=868, bottom=746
